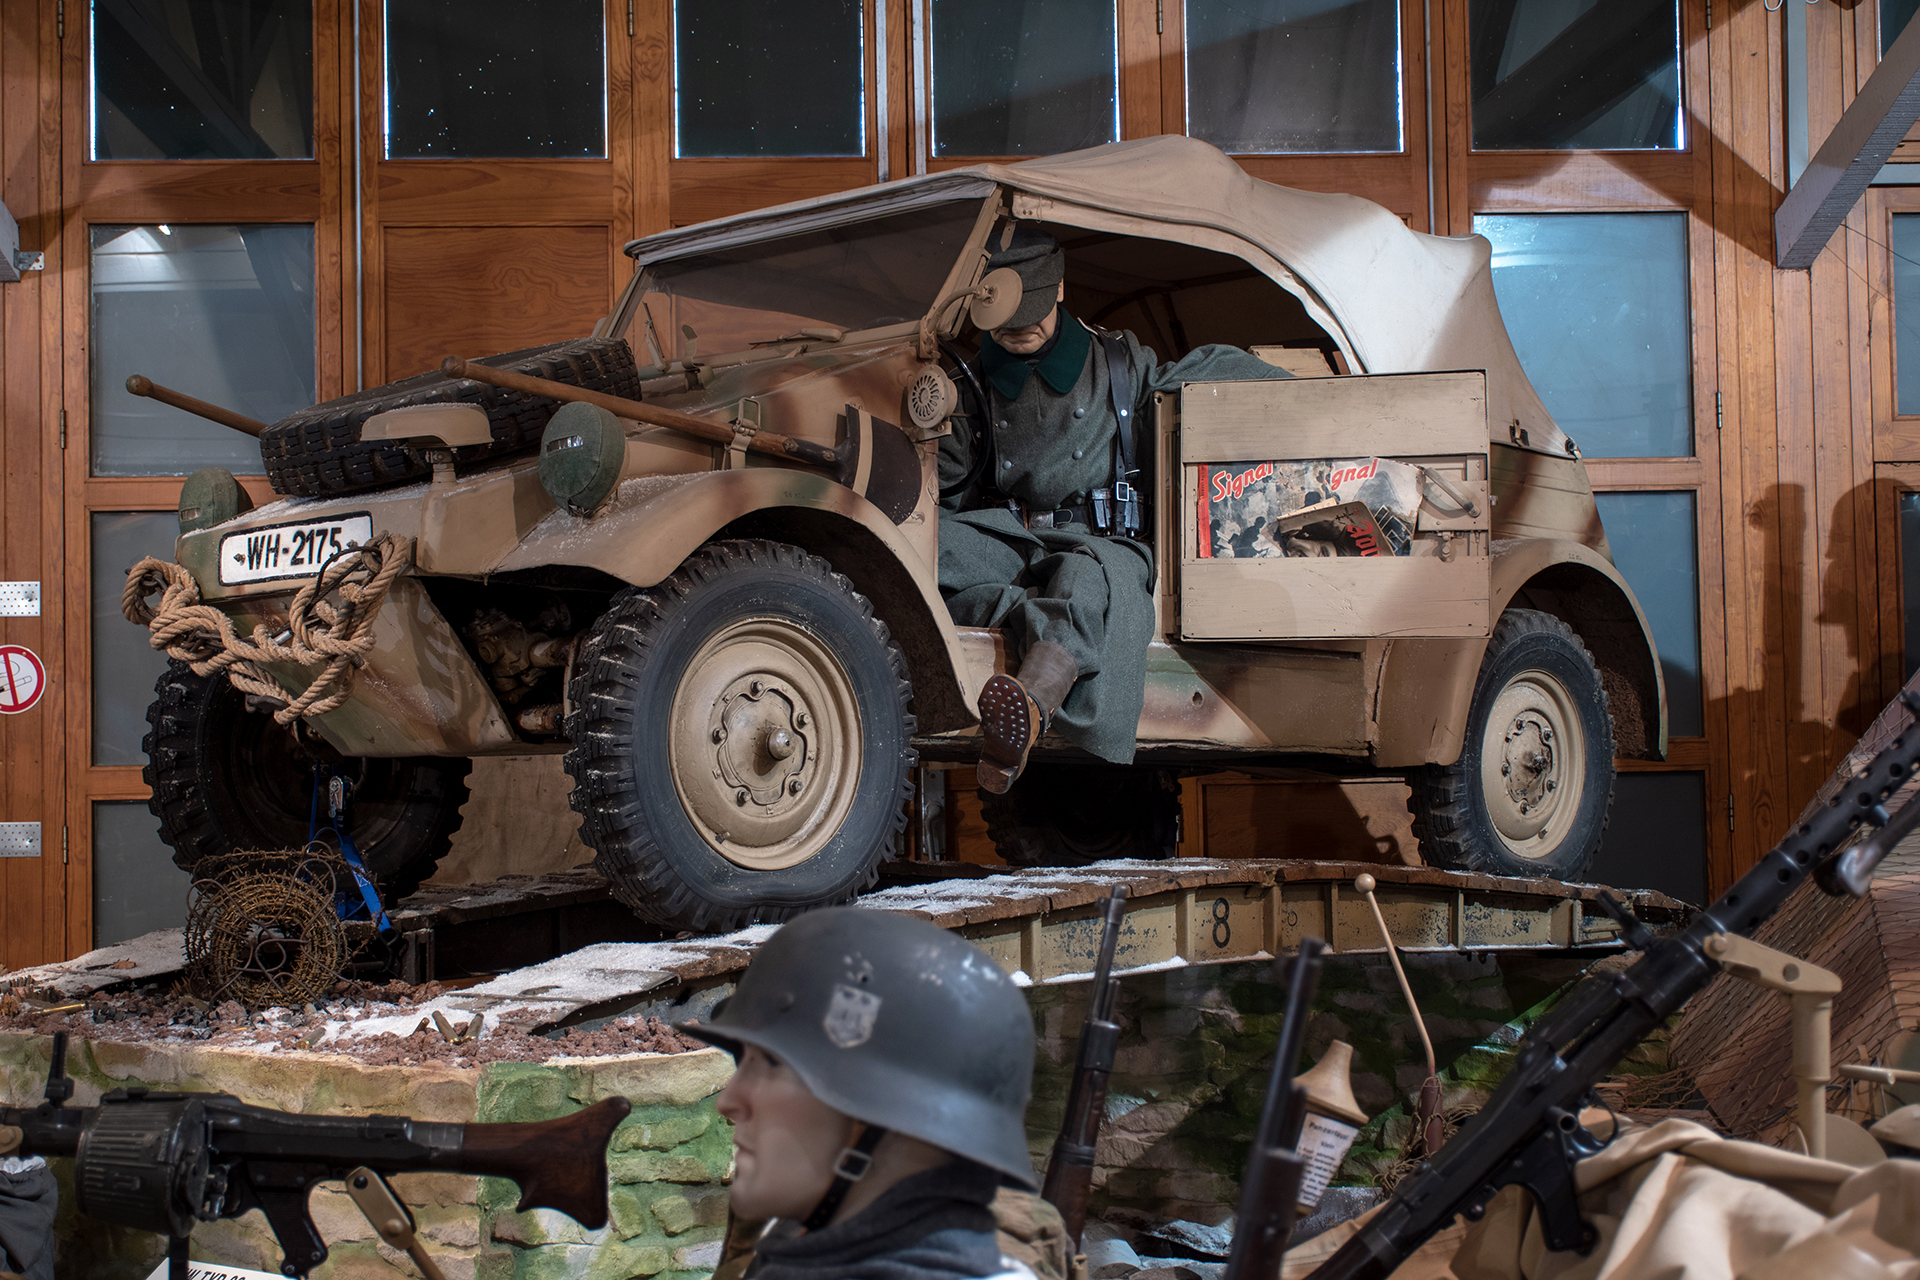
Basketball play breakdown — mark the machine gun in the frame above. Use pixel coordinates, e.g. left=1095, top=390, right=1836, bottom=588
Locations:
left=1301, top=694, right=1920, bottom=1280
left=1041, top=885, right=1129, bottom=1244
left=1221, top=937, right=1326, bottom=1280
left=1, top=1032, right=630, bottom=1279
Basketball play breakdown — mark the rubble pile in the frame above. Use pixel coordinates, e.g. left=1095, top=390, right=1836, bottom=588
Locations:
left=0, top=976, right=703, bottom=1066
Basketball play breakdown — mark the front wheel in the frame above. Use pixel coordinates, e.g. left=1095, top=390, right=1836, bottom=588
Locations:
left=1408, top=609, right=1614, bottom=881
left=564, top=540, right=916, bottom=932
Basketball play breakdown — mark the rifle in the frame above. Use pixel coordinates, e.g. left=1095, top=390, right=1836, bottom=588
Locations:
left=1303, top=697, right=1920, bottom=1280
left=2, top=1032, right=630, bottom=1279
left=1041, top=884, right=1129, bottom=1244
left=1221, top=938, right=1326, bottom=1280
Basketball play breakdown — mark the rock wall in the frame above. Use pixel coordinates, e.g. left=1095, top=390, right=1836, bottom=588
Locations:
left=0, top=1032, right=733, bottom=1280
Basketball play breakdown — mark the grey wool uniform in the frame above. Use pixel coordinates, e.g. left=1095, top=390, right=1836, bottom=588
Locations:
left=937, top=312, right=1292, bottom=763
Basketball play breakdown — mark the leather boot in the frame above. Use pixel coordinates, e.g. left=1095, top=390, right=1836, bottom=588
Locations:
left=977, top=641, right=1080, bottom=794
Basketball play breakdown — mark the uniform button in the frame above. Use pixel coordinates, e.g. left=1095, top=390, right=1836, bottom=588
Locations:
left=1073, top=407, right=1086, bottom=419
left=997, top=420, right=1008, bottom=429
left=1072, top=449, right=1084, bottom=459
left=1002, top=460, right=1012, bottom=471
left=1119, top=408, right=1130, bottom=418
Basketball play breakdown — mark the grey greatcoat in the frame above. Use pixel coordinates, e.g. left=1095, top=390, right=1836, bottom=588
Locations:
left=937, top=314, right=1291, bottom=763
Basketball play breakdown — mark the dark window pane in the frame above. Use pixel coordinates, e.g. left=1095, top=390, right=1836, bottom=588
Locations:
left=1469, top=0, right=1681, bottom=150
left=1886, top=0, right=1920, bottom=54
left=93, top=512, right=178, bottom=767
left=1591, top=773, right=1706, bottom=904
left=386, top=0, right=605, bottom=158
left=637, top=200, right=982, bottom=360
left=1902, top=492, right=1920, bottom=681
left=93, top=0, right=313, bottom=159
left=94, top=802, right=193, bottom=947
left=677, top=0, right=864, bottom=157
left=1895, top=214, right=1920, bottom=416
left=1594, top=492, right=1701, bottom=738
left=1476, top=212, right=1691, bottom=458
left=931, top=0, right=1116, bottom=157
left=91, top=224, right=315, bottom=476
left=1186, top=0, right=1401, bottom=154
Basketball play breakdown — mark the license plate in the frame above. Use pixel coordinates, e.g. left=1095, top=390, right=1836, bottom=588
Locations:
left=218, top=514, right=375, bottom=586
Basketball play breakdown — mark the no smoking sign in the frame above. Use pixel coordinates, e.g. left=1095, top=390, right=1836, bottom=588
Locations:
left=0, top=644, right=45, bottom=714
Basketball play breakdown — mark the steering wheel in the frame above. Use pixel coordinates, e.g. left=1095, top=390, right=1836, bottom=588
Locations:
left=936, top=338, right=995, bottom=501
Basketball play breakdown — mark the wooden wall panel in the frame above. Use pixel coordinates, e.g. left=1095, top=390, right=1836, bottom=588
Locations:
left=381, top=225, right=614, bottom=377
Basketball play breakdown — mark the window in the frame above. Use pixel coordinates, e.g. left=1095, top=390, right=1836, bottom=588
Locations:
left=93, top=513, right=179, bottom=768
left=1895, top=214, right=1920, bottom=416
left=90, top=224, right=316, bottom=476
left=1476, top=212, right=1692, bottom=458
left=930, top=0, right=1118, bottom=157
left=94, top=803, right=193, bottom=946
left=676, top=0, right=866, bottom=157
left=1886, top=0, right=1920, bottom=54
left=1594, top=492, right=1701, bottom=738
left=385, top=0, right=606, bottom=158
left=1186, top=0, right=1402, bottom=154
left=93, top=0, right=314, bottom=160
left=1468, top=0, right=1682, bottom=150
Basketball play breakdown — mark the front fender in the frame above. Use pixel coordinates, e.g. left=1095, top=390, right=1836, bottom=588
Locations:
left=1373, top=539, right=1666, bottom=767
left=491, top=469, right=978, bottom=732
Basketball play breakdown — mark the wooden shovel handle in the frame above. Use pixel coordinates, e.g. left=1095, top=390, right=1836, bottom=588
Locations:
left=125, top=374, right=269, bottom=438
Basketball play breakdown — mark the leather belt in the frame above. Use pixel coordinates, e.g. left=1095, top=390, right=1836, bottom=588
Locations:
left=1002, top=498, right=1096, bottom=530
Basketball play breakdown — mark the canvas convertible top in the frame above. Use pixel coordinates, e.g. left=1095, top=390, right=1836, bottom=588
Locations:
left=622, top=135, right=1572, bottom=458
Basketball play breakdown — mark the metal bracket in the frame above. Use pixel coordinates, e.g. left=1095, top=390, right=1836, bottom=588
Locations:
left=723, top=399, right=761, bottom=471
left=0, top=823, right=41, bottom=857
left=0, top=582, right=41, bottom=616
left=12, top=252, right=42, bottom=273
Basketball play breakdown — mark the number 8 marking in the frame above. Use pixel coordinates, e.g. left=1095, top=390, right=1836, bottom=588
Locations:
left=1212, top=897, right=1231, bottom=948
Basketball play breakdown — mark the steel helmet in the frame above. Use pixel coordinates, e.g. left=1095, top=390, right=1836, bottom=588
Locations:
left=679, top=907, right=1038, bottom=1188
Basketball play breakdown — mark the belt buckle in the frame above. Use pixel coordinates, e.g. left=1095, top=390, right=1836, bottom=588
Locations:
left=1114, top=480, right=1136, bottom=503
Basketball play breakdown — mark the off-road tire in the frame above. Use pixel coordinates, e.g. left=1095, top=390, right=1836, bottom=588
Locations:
left=1408, top=609, right=1614, bottom=881
left=565, top=540, right=917, bottom=932
left=981, top=764, right=1182, bottom=866
left=259, top=337, right=644, bottom=498
left=144, top=661, right=471, bottom=899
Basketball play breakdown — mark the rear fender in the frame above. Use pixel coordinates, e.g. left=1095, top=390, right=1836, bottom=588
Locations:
left=492, top=470, right=977, bottom=733
left=1373, top=540, right=1666, bottom=767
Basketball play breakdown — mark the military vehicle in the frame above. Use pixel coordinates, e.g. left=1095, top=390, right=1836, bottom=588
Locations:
left=128, top=137, right=1665, bottom=932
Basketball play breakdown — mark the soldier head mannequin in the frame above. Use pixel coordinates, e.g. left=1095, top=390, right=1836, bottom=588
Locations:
left=985, top=226, right=1069, bottom=358
left=680, top=908, right=1038, bottom=1237
left=991, top=282, right=1067, bottom=357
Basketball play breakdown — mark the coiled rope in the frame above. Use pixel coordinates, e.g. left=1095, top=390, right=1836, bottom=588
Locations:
left=122, top=534, right=412, bottom=726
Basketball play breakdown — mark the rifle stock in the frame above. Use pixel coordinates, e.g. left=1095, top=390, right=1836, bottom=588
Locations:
left=1042, top=885, right=1130, bottom=1243
left=1303, top=706, right=1920, bottom=1280
left=1222, top=938, right=1325, bottom=1280
left=3, top=1033, right=630, bottom=1278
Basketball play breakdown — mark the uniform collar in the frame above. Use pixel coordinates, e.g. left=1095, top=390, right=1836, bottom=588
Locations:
left=980, top=311, right=1091, bottom=400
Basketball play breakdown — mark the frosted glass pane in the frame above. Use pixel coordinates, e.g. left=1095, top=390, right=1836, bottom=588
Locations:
left=1885, top=0, right=1920, bottom=53
left=90, top=224, right=314, bottom=476
left=1902, top=493, right=1920, bottom=681
left=94, top=512, right=178, bottom=767
left=1476, top=212, right=1691, bottom=458
left=93, top=0, right=313, bottom=159
left=931, top=0, right=1116, bottom=157
left=1594, top=492, right=1700, bottom=739
left=1469, top=0, right=1681, bottom=150
left=676, top=0, right=864, bottom=157
left=1591, top=774, right=1705, bottom=904
left=1185, top=0, right=1401, bottom=154
left=1894, top=215, right=1920, bottom=416
left=386, top=0, right=605, bottom=158
left=94, top=802, right=193, bottom=947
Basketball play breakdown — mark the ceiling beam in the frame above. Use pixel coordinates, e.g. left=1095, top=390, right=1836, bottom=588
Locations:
left=1776, top=12, right=1920, bottom=269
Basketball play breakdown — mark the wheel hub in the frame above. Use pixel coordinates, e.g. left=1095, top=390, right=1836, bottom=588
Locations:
left=669, top=618, right=861, bottom=871
left=1478, top=669, right=1585, bottom=857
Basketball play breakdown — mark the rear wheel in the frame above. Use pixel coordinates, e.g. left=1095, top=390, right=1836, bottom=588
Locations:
left=143, top=661, right=471, bottom=899
left=982, top=764, right=1181, bottom=867
left=1408, top=610, right=1614, bottom=881
left=565, top=540, right=916, bottom=932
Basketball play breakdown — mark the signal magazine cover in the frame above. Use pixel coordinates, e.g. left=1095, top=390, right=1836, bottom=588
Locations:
left=1195, top=456, right=1423, bottom=559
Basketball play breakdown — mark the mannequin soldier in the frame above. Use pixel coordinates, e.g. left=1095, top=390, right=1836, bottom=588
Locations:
left=679, top=909, right=1073, bottom=1280
left=938, top=225, right=1293, bottom=792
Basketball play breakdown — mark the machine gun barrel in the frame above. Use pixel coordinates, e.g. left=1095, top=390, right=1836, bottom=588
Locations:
left=125, top=374, right=269, bottom=438
left=1303, top=718, right=1920, bottom=1280
left=1042, top=885, right=1130, bottom=1243
left=2, top=1033, right=630, bottom=1278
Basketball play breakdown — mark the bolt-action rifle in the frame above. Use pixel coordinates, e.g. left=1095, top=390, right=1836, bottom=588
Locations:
left=1221, top=937, right=1326, bottom=1280
left=1, top=1032, right=630, bottom=1279
left=1301, top=693, right=1920, bottom=1280
left=1041, top=884, right=1129, bottom=1244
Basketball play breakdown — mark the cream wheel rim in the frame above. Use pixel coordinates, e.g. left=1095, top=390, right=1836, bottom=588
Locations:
left=668, top=617, right=862, bottom=870
left=1478, top=667, right=1585, bottom=858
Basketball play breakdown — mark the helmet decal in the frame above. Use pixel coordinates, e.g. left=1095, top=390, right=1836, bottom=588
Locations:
left=823, top=983, right=882, bottom=1048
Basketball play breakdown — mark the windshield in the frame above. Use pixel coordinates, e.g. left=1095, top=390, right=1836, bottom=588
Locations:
left=630, top=200, right=984, bottom=362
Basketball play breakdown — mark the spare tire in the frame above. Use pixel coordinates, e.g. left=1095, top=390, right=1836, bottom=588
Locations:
left=259, top=336, right=643, bottom=498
